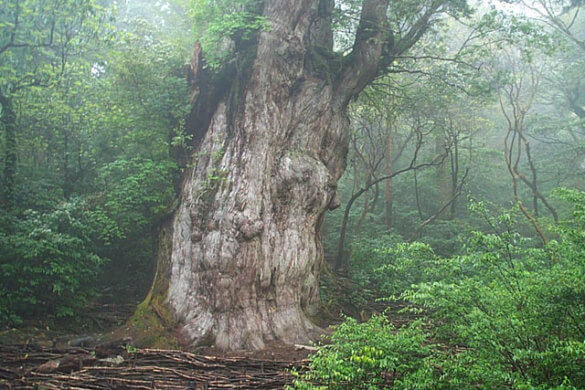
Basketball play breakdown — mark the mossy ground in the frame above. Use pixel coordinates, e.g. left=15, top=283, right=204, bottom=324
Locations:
left=121, top=292, right=180, bottom=349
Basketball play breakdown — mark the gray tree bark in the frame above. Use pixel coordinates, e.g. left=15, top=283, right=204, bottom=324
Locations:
left=138, top=0, right=447, bottom=351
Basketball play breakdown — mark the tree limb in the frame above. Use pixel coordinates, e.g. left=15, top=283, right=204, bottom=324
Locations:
left=335, top=0, right=391, bottom=104
left=419, top=168, right=469, bottom=229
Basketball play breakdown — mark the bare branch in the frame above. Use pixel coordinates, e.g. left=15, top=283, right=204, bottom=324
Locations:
left=419, top=168, right=469, bottom=229
left=335, top=128, right=450, bottom=270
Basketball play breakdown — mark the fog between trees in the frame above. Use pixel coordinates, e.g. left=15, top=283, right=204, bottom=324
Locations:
left=1, top=0, right=584, bottom=388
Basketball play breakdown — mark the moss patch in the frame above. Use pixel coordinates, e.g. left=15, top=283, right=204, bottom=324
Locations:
left=115, top=220, right=180, bottom=349
left=125, top=293, right=180, bottom=349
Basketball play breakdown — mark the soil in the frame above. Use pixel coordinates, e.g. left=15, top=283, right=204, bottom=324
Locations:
left=0, top=297, right=314, bottom=389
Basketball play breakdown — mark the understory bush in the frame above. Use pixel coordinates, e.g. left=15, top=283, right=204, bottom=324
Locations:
left=297, top=191, right=585, bottom=389
left=290, top=315, right=430, bottom=390
left=0, top=158, right=179, bottom=326
left=0, top=200, right=106, bottom=326
left=350, top=233, right=443, bottom=297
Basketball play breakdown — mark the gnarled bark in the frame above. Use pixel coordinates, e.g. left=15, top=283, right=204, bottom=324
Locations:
left=139, top=1, right=360, bottom=351
left=137, top=0, right=449, bottom=351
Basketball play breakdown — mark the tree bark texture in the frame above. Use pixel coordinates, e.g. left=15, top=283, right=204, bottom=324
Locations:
left=141, top=0, right=445, bottom=351
left=142, top=0, right=389, bottom=351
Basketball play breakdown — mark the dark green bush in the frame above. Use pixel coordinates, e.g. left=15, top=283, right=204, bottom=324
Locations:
left=0, top=200, right=105, bottom=326
left=98, top=158, right=178, bottom=239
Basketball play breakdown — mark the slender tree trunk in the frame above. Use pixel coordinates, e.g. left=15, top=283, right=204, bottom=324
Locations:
left=449, top=137, right=459, bottom=218
left=435, top=136, right=452, bottom=220
left=355, top=174, right=371, bottom=235
left=414, top=170, right=424, bottom=220
left=62, top=128, right=72, bottom=200
left=384, top=104, right=393, bottom=228
left=371, top=182, right=380, bottom=210
left=0, top=94, right=17, bottom=209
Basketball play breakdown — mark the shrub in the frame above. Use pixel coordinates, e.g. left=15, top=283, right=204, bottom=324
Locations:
left=0, top=200, right=105, bottom=326
left=303, top=192, right=585, bottom=389
left=400, top=196, right=585, bottom=388
left=350, top=234, right=443, bottom=297
left=98, top=158, right=178, bottom=238
left=290, top=315, right=430, bottom=390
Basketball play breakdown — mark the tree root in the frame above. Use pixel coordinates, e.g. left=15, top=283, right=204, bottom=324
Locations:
left=0, top=344, right=307, bottom=389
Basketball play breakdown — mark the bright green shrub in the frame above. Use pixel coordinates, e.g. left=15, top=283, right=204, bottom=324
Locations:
left=291, top=315, right=430, bottom=390
left=350, top=234, right=444, bottom=296
left=400, top=196, right=585, bottom=388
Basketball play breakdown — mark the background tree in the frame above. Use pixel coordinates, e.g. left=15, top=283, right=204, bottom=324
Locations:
left=0, top=0, right=109, bottom=207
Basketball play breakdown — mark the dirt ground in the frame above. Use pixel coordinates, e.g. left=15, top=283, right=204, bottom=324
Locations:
left=0, top=298, right=314, bottom=389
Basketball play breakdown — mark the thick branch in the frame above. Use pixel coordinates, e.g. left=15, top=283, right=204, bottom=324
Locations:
left=335, top=0, right=391, bottom=104
left=391, top=1, right=443, bottom=59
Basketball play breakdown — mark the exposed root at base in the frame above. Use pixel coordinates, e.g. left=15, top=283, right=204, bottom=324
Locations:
left=1, top=344, right=308, bottom=389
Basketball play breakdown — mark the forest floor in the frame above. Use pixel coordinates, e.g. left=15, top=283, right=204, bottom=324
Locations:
left=0, top=272, right=416, bottom=389
left=0, top=298, right=311, bottom=389
left=0, top=343, right=308, bottom=389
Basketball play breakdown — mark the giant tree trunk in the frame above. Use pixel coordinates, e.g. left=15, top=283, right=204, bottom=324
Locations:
left=141, top=1, right=351, bottom=351
left=134, top=0, right=439, bottom=351
left=162, top=76, right=344, bottom=348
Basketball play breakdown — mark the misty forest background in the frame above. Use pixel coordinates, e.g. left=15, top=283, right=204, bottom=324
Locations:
left=1, top=0, right=585, bottom=388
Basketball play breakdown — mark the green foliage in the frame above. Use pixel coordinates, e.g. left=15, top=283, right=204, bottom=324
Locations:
left=98, top=158, right=178, bottom=239
left=350, top=235, right=440, bottom=296
left=0, top=200, right=105, bottom=325
left=399, top=195, right=585, bottom=388
left=290, top=315, right=430, bottom=390
left=418, top=220, right=469, bottom=256
left=309, top=192, right=585, bottom=389
left=188, top=0, right=269, bottom=68
left=0, top=0, right=112, bottom=93
left=0, top=0, right=189, bottom=324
